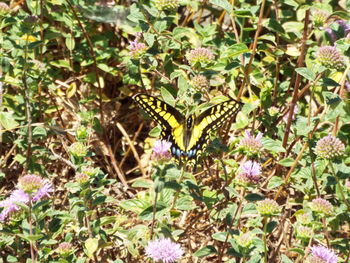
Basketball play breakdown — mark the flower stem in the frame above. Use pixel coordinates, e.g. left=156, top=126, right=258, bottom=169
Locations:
left=263, top=216, right=268, bottom=263
left=150, top=190, right=159, bottom=239
left=29, top=202, right=36, bottom=263
left=170, top=162, right=186, bottom=210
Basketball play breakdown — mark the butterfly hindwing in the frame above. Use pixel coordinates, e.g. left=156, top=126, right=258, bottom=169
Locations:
left=186, top=99, right=243, bottom=159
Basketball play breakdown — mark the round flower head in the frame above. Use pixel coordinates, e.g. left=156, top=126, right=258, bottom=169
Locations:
left=129, top=38, right=148, bottom=58
left=0, top=189, right=29, bottom=222
left=295, top=211, right=312, bottom=225
left=238, top=130, right=263, bottom=155
left=0, top=2, right=10, bottom=16
left=187, top=48, right=214, bottom=65
left=81, top=166, right=97, bottom=177
left=312, top=9, right=329, bottom=27
left=314, top=134, right=345, bottom=160
left=18, top=174, right=43, bottom=193
left=152, top=140, right=172, bottom=161
left=308, top=245, right=338, bottom=263
left=69, top=142, right=88, bottom=157
left=235, top=232, right=254, bottom=248
left=75, top=173, right=89, bottom=184
left=236, top=160, right=261, bottom=185
left=268, top=106, right=279, bottom=116
left=145, top=238, right=183, bottom=263
left=57, top=242, right=73, bottom=257
left=296, top=225, right=313, bottom=240
left=310, top=198, right=333, bottom=215
left=153, top=0, right=179, bottom=10
left=316, top=46, right=345, bottom=70
left=256, top=199, right=280, bottom=216
left=191, top=75, right=209, bottom=90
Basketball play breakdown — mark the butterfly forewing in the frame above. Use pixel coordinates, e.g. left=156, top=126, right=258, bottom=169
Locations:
left=133, top=94, right=186, bottom=156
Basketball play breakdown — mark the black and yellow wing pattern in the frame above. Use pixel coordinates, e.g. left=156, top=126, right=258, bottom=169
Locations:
left=134, top=93, right=242, bottom=162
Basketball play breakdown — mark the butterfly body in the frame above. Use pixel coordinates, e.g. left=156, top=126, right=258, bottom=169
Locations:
left=134, top=94, right=242, bottom=162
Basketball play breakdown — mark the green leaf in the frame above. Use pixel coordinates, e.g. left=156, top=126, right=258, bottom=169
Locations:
left=193, top=245, right=217, bottom=257
left=261, top=138, right=286, bottom=153
left=0, top=112, right=19, bottom=130
left=295, top=67, right=316, bottom=82
left=266, top=18, right=285, bottom=34
left=212, top=232, right=227, bottom=242
left=33, top=126, right=47, bottom=138
left=322, top=92, right=341, bottom=106
left=245, top=193, right=264, bottom=201
left=143, top=32, right=155, bottom=47
left=161, top=88, right=175, bottom=106
left=6, top=256, right=18, bottom=262
left=119, top=199, right=149, bottom=213
left=65, top=36, right=75, bottom=50
left=222, top=43, right=250, bottom=58
left=267, top=176, right=284, bottom=189
left=210, top=0, right=232, bottom=13
left=85, top=238, right=99, bottom=259
left=319, top=78, right=340, bottom=87
left=278, top=158, right=295, bottom=167
left=131, top=178, right=153, bottom=188
left=50, top=60, right=72, bottom=70
left=18, top=234, right=44, bottom=242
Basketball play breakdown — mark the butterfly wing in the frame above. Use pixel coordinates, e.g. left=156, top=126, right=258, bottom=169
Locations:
left=185, top=99, right=243, bottom=159
left=133, top=94, right=187, bottom=158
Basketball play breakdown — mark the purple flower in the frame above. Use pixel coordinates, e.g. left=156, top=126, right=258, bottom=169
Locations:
left=310, top=245, right=338, bottom=263
left=32, top=181, right=53, bottom=202
left=152, top=140, right=172, bottom=161
left=256, top=199, right=280, bottom=216
left=129, top=36, right=148, bottom=58
left=238, top=130, right=263, bottom=154
left=18, top=174, right=43, bottom=193
left=145, top=238, right=183, bottom=263
left=316, top=46, right=345, bottom=70
left=310, top=198, right=333, bottom=215
left=0, top=176, right=53, bottom=222
left=315, top=134, right=345, bottom=159
left=0, top=189, right=29, bottom=222
left=187, top=47, right=214, bottom=65
left=191, top=75, right=209, bottom=90
left=236, top=160, right=261, bottom=185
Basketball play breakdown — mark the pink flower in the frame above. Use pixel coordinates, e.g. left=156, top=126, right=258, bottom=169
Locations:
left=238, top=130, right=263, bottom=154
left=0, top=189, right=29, bottom=222
left=152, top=140, right=172, bottom=161
left=309, top=245, right=338, bottom=263
left=145, top=238, right=183, bottom=263
left=236, top=160, right=261, bottom=185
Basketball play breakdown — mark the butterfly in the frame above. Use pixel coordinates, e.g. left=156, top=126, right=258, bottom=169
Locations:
left=134, top=93, right=242, bottom=164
